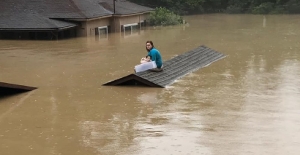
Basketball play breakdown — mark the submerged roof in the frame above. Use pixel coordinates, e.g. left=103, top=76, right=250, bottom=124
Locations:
left=0, top=82, right=37, bottom=96
left=103, top=45, right=226, bottom=88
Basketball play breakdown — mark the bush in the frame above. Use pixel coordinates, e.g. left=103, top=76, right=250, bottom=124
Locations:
left=269, top=6, right=287, bottom=14
left=252, top=2, right=274, bottom=14
left=225, top=5, right=244, bottom=14
left=148, top=7, right=183, bottom=26
left=286, top=0, right=300, bottom=13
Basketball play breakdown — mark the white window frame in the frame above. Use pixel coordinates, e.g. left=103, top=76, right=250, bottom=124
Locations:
left=123, top=23, right=138, bottom=35
left=96, top=26, right=108, bottom=38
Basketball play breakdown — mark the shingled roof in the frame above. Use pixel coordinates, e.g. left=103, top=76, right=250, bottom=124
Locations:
left=0, top=0, right=153, bottom=30
left=99, top=0, right=154, bottom=15
left=0, top=13, right=77, bottom=30
left=0, top=82, right=37, bottom=96
left=103, top=45, right=226, bottom=88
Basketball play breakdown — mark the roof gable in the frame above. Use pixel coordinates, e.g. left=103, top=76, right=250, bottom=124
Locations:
left=0, top=81, right=37, bottom=97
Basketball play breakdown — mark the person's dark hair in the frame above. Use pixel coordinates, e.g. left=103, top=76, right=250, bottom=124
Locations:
left=146, top=55, right=151, bottom=59
left=146, top=40, right=154, bottom=52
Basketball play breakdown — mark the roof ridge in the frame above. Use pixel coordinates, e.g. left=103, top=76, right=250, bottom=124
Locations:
left=68, top=0, right=88, bottom=18
left=98, top=2, right=114, bottom=13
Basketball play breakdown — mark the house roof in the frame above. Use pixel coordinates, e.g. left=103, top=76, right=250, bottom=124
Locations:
left=0, top=13, right=77, bottom=30
left=71, top=0, right=112, bottom=18
left=0, top=81, right=37, bottom=96
left=99, top=0, right=154, bottom=15
left=103, top=45, right=226, bottom=88
left=0, top=0, right=153, bottom=30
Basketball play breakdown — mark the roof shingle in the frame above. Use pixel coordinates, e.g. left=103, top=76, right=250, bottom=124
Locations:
left=0, top=13, right=77, bottom=30
left=99, top=0, right=154, bottom=15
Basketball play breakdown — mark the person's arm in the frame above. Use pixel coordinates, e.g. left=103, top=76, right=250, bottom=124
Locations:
left=148, top=50, right=156, bottom=61
left=141, top=57, right=149, bottom=63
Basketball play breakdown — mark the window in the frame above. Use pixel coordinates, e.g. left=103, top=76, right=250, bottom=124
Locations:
left=140, top=20, right=146, bottom=27
left=122, top=23, right=139, bottom=36
left=95, top=26, right=108, bottom=39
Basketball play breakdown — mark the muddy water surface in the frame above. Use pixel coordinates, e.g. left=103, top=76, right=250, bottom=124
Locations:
left=0, top=14, right=300, bottom=155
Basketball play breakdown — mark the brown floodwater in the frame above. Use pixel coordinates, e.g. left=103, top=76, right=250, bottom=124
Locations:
left=0, top=14, right=300, bottom=155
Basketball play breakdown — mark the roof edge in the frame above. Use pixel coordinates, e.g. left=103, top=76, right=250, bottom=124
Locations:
left=0, top=82, right=37, bottom=91
left=113, top=11, right=152, bottom=17
left=63, top=14, right=113, bottom=21
left=0, top=25, right=77, bottom=31
left=103, top=74, right=163, bottom=88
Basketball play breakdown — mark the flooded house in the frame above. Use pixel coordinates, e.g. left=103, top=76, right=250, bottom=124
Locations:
left=0, top=0, right=154, bottom=40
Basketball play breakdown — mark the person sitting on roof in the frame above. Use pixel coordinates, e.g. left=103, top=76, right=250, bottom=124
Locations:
left=145, top=40, right=163, bottom=72
left=134, top=55, right=156, bottom=73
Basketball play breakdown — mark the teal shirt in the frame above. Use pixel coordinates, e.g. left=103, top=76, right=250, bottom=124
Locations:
left=148, top=48, right=163, bottom=68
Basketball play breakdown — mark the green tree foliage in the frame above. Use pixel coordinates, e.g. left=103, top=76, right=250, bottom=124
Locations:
left=286, top=0, right=300, bottom=13
left=128, top=0, right=300, bottom=14
left=148, top=7, right=183, bottom=26
left=225, top=0, right=251, bottom=13
left=252, top=2, right=275, bottom=14
left=165, top=0, right=206, bottom=14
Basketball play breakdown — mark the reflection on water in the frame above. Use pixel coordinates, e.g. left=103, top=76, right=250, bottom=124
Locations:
left=1, top=14, right=300, bottom=155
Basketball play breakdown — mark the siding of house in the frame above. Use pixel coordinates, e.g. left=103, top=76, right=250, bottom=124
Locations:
left=76, top=13, right=150, bottom=37
left=77, top=17, right=111, bottom=37
left=87, top=18, right=111, bottom=36
left=76, top=22, right=87, bottom=37
left=113, top=13, right=150, bottom=33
